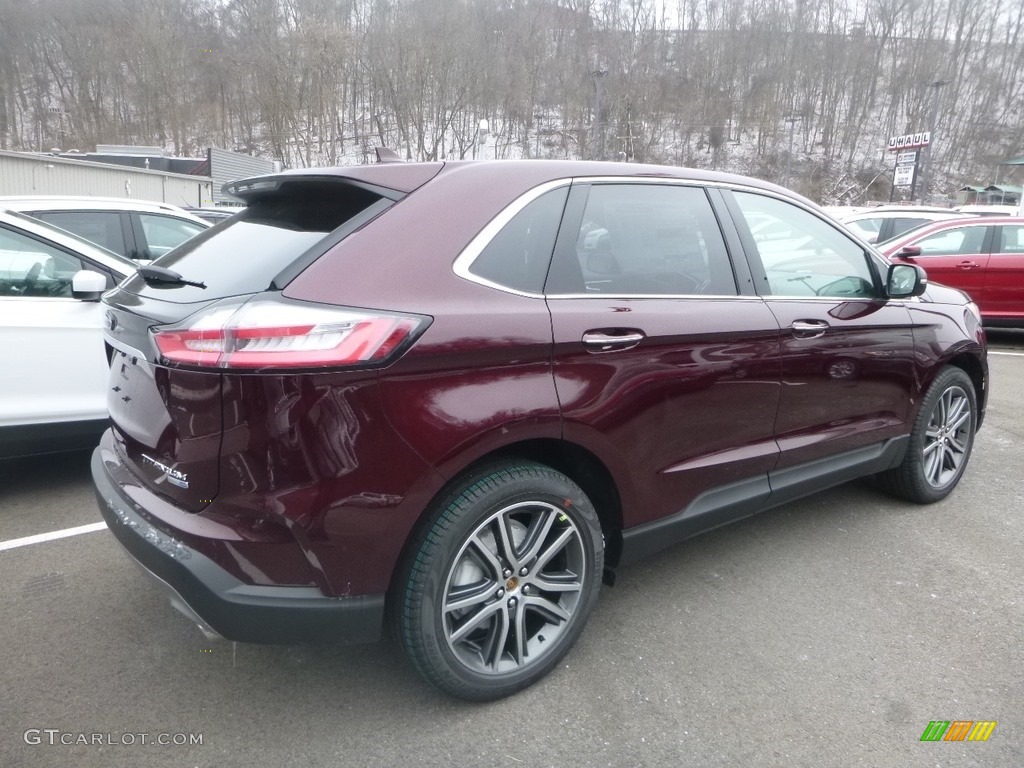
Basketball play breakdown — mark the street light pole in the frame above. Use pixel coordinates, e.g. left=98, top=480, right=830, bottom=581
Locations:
left=919, top=79, right=950, bottom=204
left=592, top=68, right=608, bottom=161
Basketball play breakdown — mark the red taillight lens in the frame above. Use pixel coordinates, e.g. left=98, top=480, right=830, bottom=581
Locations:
left=153, top=298, right=428, bottom=369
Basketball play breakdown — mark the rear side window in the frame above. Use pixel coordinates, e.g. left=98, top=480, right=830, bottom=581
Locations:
left=33, top=211, right=127, bottom=257
left=468, top=187, right=569, bottom=294
left=122, top=181, right=389, bottom=302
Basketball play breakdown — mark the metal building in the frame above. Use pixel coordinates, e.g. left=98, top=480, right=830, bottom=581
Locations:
left=0, top=149, right=212, bottom=206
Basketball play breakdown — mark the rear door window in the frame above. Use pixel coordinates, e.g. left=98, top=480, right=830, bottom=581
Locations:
left=547, top=183, right=737, bottom=296
left=32, top=210, right=127, bottom=257
left=996, top=225, right=1024, bottom=254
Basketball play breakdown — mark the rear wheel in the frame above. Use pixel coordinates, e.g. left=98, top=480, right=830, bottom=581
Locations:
left=394, top=462, right=603, bottom=700
left=877, top=366, right=977, bottom=503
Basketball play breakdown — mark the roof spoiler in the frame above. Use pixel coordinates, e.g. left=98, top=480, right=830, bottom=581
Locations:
left=375, top=147, right=404, bottom=164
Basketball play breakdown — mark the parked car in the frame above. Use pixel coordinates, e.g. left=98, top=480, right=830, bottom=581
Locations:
left=0, top=196, right=209, bottom=262
left=0, top=208, right=135, bottom=458
left=838, top=206, right=972, bottom=244
left=955, top=204, right=1022, bottom=217
left=92, top=160, right=987, bottom=701
left=881, top=216, right=1024, bottom=325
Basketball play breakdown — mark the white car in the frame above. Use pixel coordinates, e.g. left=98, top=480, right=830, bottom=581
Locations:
left=0, top=208, right=135, bottom=458
left=0, top=196, right=209, bottom=263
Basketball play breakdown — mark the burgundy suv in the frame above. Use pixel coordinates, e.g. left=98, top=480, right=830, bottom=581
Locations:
left=92, top=160, right=987, bottom=700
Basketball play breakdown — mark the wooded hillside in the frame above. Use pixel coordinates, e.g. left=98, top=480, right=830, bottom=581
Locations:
left=1, top=0, right=1021, bottom=202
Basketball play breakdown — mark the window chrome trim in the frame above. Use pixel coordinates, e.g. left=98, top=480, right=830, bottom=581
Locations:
left=452, top=174, right=864, bottom=299
left=545, top=293, right=760, bottom=301
left=452, top=179, right=570, bottom=298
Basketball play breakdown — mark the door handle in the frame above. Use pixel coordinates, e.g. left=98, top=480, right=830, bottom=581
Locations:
left=581, top=330, right=645, bottom=352
left=791, top=320, right=829, bottom=338
left=957, top=260, right=979, bottom=270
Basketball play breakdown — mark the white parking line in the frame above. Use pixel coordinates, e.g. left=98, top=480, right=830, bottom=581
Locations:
left=0, top=522, right=107, bottom=552
left=989, top=351, right=1024, bottom=357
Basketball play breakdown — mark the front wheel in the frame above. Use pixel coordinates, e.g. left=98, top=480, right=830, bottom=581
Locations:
left=394, top=462, right=604, bottom=700
left=877, top=366, right=977, bottom=503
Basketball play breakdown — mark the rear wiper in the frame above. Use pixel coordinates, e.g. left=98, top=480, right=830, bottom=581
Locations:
left=139, top=264, right=207, bottom=289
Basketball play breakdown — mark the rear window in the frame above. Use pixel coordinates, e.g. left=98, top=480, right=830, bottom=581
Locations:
left=121, top=182, right=389, bottom=302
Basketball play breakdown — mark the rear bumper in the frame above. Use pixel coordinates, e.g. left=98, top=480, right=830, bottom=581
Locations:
left=91, top=440, right=385, bottom=645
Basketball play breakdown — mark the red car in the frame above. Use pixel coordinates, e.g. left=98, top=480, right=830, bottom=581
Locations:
left=881, top=216, right=1024, bottom=325
left=92, top=160, right=987, bottom=700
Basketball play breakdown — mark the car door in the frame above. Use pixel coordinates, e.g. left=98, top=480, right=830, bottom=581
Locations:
left=981, top=223, right=1024, bottom=321
left=723, top=190, right=918, bottom=484
left=893, top=223, right=992, bottom=303
left=545, top=181, right=783, bottom=541
left=0, top=224, right=114, bottom=428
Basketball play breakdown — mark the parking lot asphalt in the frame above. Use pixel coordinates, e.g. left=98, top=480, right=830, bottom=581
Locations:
left=2, top=331, right=1023, bottom=768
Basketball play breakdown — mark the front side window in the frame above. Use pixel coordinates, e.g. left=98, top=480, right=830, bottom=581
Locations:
left=550, top=183, right=736, bottom=296
left=0, top=226, right=83, bottom=298
left=733, top=192, right=877, bottom=298
left=914, top=226, right=986, bottom=256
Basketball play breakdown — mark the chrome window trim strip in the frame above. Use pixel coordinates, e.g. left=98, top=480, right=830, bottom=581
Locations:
left=451, top=174, right=880, bottom=299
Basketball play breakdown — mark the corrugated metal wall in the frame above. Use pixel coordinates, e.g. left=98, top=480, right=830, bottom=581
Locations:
left=208, top=148, right=275, bottom=204
left=0, top=150, right=212, bottom=205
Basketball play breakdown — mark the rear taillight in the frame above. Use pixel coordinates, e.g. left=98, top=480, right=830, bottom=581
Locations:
left=152, top=297, right=429, bottom=369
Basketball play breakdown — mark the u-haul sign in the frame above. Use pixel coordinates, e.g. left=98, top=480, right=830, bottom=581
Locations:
left=888, top=132, right=931, bottom=151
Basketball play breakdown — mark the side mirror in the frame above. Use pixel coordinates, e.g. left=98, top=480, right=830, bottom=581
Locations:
left=896, top=245, right=922, bottom=259
left=887, top=263, right=927, bottom=299
left=71, top=269, right=108, bottom=301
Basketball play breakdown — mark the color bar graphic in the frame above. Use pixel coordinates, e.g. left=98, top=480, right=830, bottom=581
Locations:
left=920, top=720, right=996, bottom=742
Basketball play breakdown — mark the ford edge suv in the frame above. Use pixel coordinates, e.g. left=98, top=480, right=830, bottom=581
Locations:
left=91, top=160, right=988, bottom=700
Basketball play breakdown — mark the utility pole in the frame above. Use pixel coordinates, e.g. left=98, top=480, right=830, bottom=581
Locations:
left=784, top=115, right=801, bottom=188
left=919, top=79, right=950, bottom=204
left=592, top=68, right=608, bottom=161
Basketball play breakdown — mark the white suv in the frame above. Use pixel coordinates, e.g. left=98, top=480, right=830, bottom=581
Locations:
left=839, top=206, right=973, bottom=245
left=0, top=208, right=136, bottom=458
left=0, top=196, right=209, bottom=262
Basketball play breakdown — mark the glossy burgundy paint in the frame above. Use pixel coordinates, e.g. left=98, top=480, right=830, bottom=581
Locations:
left=549, top=297, right=782, bottom=527
left=763, top=299, right=917, bottom=468
left=883, top=216, right=1024, bottom=323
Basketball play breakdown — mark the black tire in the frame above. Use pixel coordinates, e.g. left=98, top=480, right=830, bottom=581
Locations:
left=876, top=366, right=977, bottom=503
left=394, top=461, right=603, bottom=701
